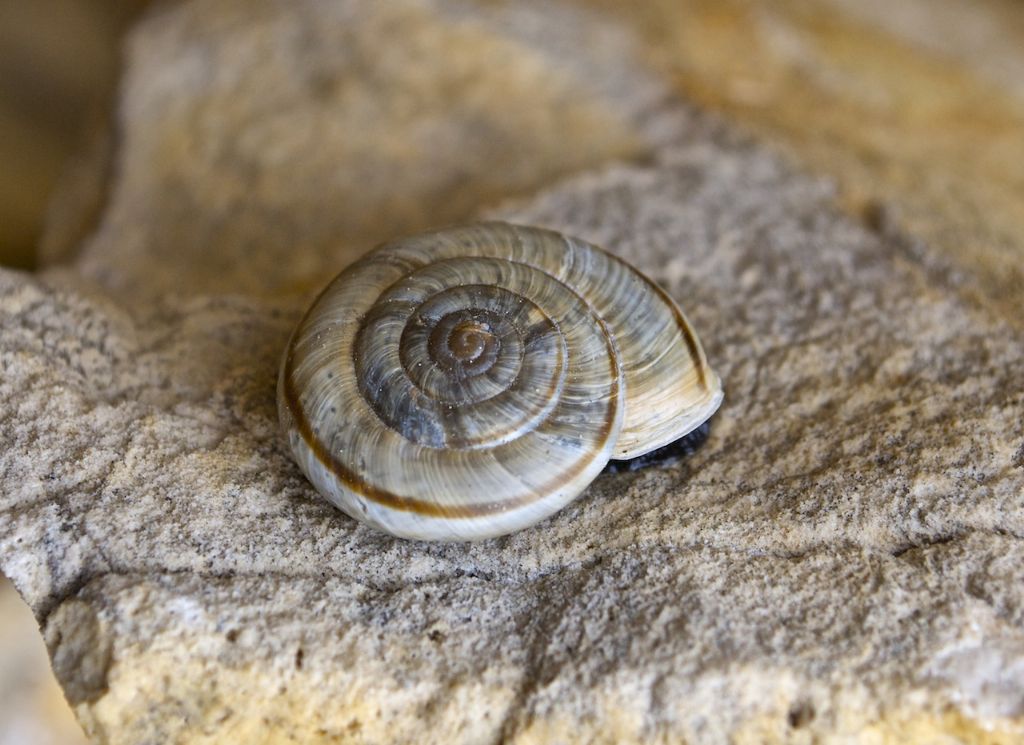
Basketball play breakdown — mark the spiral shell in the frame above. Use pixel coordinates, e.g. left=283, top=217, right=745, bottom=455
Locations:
left=279, top=222, right=722, bottom=541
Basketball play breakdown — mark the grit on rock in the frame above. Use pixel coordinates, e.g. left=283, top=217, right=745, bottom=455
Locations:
left=1, top=0, right=1023, bottom=743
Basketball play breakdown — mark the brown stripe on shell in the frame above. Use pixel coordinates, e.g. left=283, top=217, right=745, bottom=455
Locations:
left=281, top=304, right=621, bottom=520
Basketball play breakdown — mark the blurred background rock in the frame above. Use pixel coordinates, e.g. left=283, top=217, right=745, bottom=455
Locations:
left=1, top=2, right=147, bottom=741
left=0, top=576, right=86, bottom=745
left=0, top=0, right=148, bottom=269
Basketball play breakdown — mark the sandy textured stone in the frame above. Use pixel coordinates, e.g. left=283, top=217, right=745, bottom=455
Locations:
left=2, top=0, right=1023, bottom=743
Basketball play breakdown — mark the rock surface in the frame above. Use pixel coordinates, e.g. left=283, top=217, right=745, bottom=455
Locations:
left=2, top=0, right=1023, bottom=743
left=585, top=0, right=1024, bottom=326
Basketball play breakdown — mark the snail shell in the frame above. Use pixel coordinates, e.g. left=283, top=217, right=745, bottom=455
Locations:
left=279, top=222, right=722, bottom=541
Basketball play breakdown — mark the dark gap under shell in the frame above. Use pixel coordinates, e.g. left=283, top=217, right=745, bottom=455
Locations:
left=602, top=420, right=712, bottom=474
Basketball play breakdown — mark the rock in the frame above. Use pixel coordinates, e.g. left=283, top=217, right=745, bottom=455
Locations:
left=58, top=0, right=669, bottom=299
left=2, top=0, right=1023, bottom=742
left=584, top=0, right=1024, bottom=326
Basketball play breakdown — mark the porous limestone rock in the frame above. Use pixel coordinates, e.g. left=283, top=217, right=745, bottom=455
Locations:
left=1, top=0, right=1023, bottom=743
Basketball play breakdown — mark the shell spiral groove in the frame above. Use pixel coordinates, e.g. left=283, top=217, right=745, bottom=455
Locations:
left=278, top=222, right=723, bottom=541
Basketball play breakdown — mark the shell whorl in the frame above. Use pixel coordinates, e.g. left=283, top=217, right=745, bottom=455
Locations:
left=279, top=222, right=722, bottom=541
